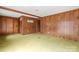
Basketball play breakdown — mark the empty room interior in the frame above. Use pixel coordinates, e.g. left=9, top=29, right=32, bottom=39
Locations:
left=0, top=6, right=79, bottom=52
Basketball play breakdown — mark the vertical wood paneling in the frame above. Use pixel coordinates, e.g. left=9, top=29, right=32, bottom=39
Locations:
left=20, top=16, right=40, bottom=34
left=35, top=20, right=40, bottom=32
left=0, top=16, right=2, bottom=34
left=13, top=19, right=19, bottom=33
left=0, top=16, right=19, bottom=34
left=40, top=9, right=79, bottom=40
left=1, top=17, right=7, bottom=34
left=6, top=18, right=13, bottom=33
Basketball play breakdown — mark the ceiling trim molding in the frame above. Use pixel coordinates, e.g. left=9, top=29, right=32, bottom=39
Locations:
left=0, top=6, right=41, bottom=18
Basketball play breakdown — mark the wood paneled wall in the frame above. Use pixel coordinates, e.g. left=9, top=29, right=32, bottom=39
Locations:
left=0, top=15, right=40, bottom=35
left=19, top=16, right=40, bottom=34
left=0, top=16, right=19, bottom=34
left=40, top=9, right=79, bottom=40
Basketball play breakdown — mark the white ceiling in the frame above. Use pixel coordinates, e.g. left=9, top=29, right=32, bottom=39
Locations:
left=0, top=6, right=79, bottom=18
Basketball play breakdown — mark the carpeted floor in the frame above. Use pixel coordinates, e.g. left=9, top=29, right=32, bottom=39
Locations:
left=0, top=33, right=79, bottom=52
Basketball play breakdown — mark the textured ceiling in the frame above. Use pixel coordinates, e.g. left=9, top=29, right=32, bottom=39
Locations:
left=0, top=6, right=79, bottom=18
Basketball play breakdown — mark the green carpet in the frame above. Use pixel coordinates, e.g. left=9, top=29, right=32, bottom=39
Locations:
left=0, top=34, right=79, bottom=52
